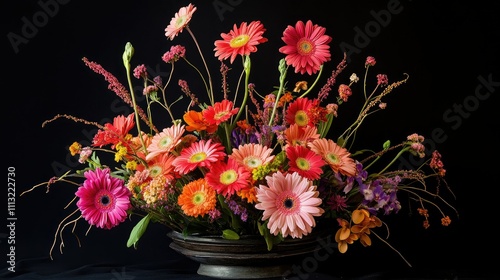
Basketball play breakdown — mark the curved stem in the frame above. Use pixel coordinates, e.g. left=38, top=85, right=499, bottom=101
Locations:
left=186, top=26, right=214, bottom=105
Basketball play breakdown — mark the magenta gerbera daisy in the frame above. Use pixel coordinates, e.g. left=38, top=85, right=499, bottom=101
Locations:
left=165, top=3, right=197, bottom=40
left=75, top=167, right=131, bottom=229
left=146, top=123, right=185, bottom=161
left=308, top=138, right=357, bottom=177
left=279, top=20, right=332, bottom=75
left=228, top=143, right=275, bottom=171
left=214, top=21, right=268, bottom=64
left=202, top=99, right=239, bottom=126
left=172, top=139, right=226, bottom=175
left=286, top=145, right=325, bottom=180
left=255, top=171, right=324, bottom=238
left=206, top=157, right=251, bottom=197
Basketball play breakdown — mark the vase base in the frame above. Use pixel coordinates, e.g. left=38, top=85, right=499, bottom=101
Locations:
left=197, top=263, right=290, bottom=279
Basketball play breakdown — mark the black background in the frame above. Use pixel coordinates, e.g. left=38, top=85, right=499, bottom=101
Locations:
left=3, top=0, right=500, bottom=279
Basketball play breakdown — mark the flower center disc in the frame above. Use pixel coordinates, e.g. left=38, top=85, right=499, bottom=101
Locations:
left=220, top=169, right=238, bottom=185
left=297, top=38, right=314, bottom=55
left=296, top=157, right=310, bottom=171
left=294, top=110, right=309, bottom=126
left=230, top=34, right=250, bottom=48
left=190, top=152, right=207, bottom=163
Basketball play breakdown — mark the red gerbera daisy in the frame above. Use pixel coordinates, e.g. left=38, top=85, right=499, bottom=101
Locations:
left=202, top=99, right=239, bottom=126
left=214, top=21, right=268, bottom=64
left=92, top=113, right=135, bottom=148
left=286, top=145, right=325, bottom=180
left=206, top=157, right=251, bottom=197
left=285, top=97, right=314, bottom=127
left=279, top=20, right=332, bottom=75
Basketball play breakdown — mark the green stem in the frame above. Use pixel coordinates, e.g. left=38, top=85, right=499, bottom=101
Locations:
left=299, top=65, right=323, bottom=98
left=376, top=146, right=410, bottom=175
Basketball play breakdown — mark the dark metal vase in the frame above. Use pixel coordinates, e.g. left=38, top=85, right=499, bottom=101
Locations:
left=167, top=230, right=332, bottom=279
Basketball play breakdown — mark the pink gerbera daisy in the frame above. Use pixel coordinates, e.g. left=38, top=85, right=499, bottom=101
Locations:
left=279, top=20, right=332, bottom=75
left=286, top=145, right=325, bottom=180
left=202, top=100, right=239, bottom=126
left=228, top=143, right=275, bottom=171
left=172, top=139, right=226, bottom=175
left=214, top=21, right=268, bottom=64
left=308, top=138, right=357, bottom=177
left=75, top=168, right=131, bottom=229
left=285, top=97, right=314, bottom=127
left=146, top=123, right=185, bottom=161
left=165, top=3, right=197, bottom=40
left=206, top=157, right=251, bottom=197
left=283, top=123, right=320, bottom=149
left=255, top=171, right=324, bottom=238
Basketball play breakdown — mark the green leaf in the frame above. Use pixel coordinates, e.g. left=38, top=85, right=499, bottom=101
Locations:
left=222, top=229, right=240, bottom=240
left=127, top=214, right=151, bottom=248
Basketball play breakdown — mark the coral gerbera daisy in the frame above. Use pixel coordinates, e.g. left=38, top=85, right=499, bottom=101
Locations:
left=228, top=143, right=275, bottom=171
left=172, top=139, right=226, bottom=175
left=145, top=153, right=177, bottom=182
left=146, top=123, right=185, bottom=161
left=214, top=20, right=268, bottom=64
left=285, top=97, right=314, bottom=127
left=283, top=123, right=320, bottom=149
left=255, top=171, right=324, bottom=238
left=206, top=157, right=251, bottom=197
left=178, top=178, right=217, bottom=218
left=164, top=3, right=197, bottom=40
left=308, top=138, right=357, bottom=177
left=286, top=145, right=326, bottom=180
left=75, top=167, right=131, bottom=229
left=279, top=20, right=332, bottom=75
left=202, top=99, right=239, bottom=126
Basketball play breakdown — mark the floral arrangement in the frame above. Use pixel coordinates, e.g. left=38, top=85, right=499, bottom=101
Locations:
left=25, top=3, right=456, bottom=266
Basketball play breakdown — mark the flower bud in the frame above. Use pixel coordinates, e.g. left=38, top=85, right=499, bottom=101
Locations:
left=122, top=42, right=134, bottom=69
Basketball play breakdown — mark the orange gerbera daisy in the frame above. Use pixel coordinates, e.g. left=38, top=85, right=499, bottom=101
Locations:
left=285, top=97, right=314, bottom=127
left=183, top=110, right=217, bottom=133
left=202, top=100, right=239, bottom=126
left=214, top=21, right=268, bottom=64
left=164, top=3, right=197, bottom=40
left=308, top=138, right=357, bottom=177
left=279, top=20, right=332, bottom=75
left=177, top=178, right=216, bottom=218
